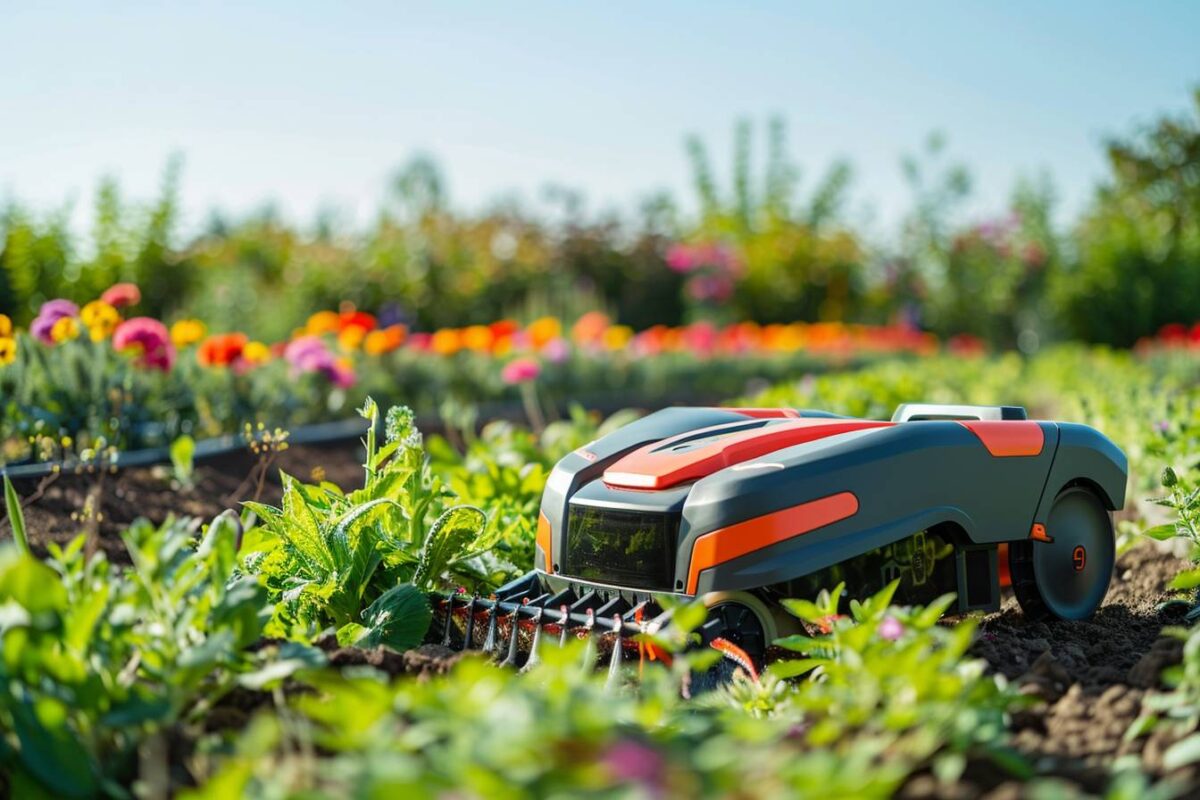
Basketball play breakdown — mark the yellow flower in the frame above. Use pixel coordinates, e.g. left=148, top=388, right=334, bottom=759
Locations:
left=527, top=316, right=562, bottom=349
left=170, top=319, right=208, bottom=348
left=602, top=325, right=634, bottom=351
left=51, top=316, right=81, bottom=343
left=338, top=325, right=366, bottom=352
left=0, top=314, right=11, bottom=338
left=0, top=337, right=15, bottom=366
left=81, top=301, right=121, bottom=341
left=306, top=310, right=341, bottom=336
left=243, top=341, right=271, bottom=365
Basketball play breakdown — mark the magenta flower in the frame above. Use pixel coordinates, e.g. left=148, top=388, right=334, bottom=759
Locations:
left=113, top=317, right=175, bottom=371
left=30, top=299, right=80, bottom=344
left=284, top=336, right=356, bottom=388
left=665, top=244, right=698, bottom=273
left=602, top=739, right=665, bottom=792
left=501, top=357, right=541, bottom=385
left=878, top=616, right=904, bottom=641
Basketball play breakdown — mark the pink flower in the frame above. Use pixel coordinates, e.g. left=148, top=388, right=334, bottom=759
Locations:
left=665, top=243, right=698, bottom=273
left=101, top=283, right=142, bottom=308
left=284, top=336, right=356, bottom=388
left=30, top=299, right=80, bottom=344
left=682, top=322, right=717, bottom=356
left=541, top=337, right=570, bottom=364
left=602, top=739, right=665, bottom=792
left=878, top=616, right=904, bottom=641
left=113, top=317, right=175, bottom=371
left=501, top=357, right=541, bottom=385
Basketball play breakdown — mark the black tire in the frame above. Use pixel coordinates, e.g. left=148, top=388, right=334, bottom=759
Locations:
left=1010, top=486, right=1115, bottom=621
left=701, top=602, right=768, bottom=668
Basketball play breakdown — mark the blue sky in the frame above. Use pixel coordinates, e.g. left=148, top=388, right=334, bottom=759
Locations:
left=2, top=2, right=1197, bottom=237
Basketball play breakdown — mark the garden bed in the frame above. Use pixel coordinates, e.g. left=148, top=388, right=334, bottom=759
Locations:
left=7, top=433, right=1196, bottom=794
left=12, top=440, right=366, bottom=563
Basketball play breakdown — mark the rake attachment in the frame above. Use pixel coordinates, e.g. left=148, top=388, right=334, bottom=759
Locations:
left=431, top=572, right=668, bottom=672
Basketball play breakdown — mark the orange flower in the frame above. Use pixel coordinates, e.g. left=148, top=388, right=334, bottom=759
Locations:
left=0, top=314, right=12, bottom=338
left=431, top=328, right=462, bottom=356
left=198, top=333, right=248, bottom=367
left=571, top=311, right=610, bottom=345
left=492, top=335, right=514, bottom=356
left=526, top=316, right=562, bottom=349
left=363, top=325, right=405, bottom=356
left=461, top=325, right=494, bottom=353
left=305, top=311, right=341, bottom=336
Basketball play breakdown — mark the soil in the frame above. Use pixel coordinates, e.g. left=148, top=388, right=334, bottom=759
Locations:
left=4, top=440, right=1200, bottom=795
left=904, top=543, right=1199, bottom=798
left=2, top=440, right=366, bottom=563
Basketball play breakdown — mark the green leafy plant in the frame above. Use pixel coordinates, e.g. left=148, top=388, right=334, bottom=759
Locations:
left=0, top=508, right=311, bottom=798
left=169, top=433, right=195, bottom=488
left=242, top=399, right=499, bottom=650
left=184, top=582, right=1021, bottom=799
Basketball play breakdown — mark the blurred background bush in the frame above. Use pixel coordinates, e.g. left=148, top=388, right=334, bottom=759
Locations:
left=2, top=92, right=1197, bottom=348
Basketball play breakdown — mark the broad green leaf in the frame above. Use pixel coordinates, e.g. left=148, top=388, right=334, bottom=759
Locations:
left=11, top=698, right=100, bottom=798
left=768, top=658, right=824, bottom=679
left=237, top=642, right=327, bottom=690
left=359, top=583, right=432, bottom=652
left=1170, top=569, right=1200, bottom=591
left=413, top=506, right=486, bottom=588
left=1143, top=524, right=1180, bottom=541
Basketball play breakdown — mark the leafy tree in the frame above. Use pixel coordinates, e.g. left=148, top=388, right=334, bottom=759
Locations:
left=1055, top=88, right=1200, bottom=346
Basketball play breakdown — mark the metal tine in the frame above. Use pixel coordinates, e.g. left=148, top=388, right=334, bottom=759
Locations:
left=441, top=594, right=458, bottom=647
left=481, top=601, right=499, bottom=654
left=605, top=613, right=624, bottom=689
left=499, top=609, right=521, bottom=667
left=580, top=609, right=597, bottom=672
left=521, top=607, right=546, bottom=672
left=557, top=604, right=571, bottom=648
left=459, top=596, right=478, bottom=652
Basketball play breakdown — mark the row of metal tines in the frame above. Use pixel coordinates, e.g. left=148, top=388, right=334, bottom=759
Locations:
left=435, top=588, right=666, bottom=679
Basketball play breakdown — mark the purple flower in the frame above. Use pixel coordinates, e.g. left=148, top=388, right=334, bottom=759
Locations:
left=1155, top=420, right=1170, bottom=434
left=30, top=299, right=79, bottom=344
left=879, top=616, right=904, bottom=641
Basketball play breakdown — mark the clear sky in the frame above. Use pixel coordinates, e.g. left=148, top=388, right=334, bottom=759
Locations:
left=2, top=2, right=1198, bottom=237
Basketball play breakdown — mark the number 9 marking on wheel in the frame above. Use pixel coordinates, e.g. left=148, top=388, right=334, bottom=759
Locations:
left=1072, top=545, right=1086, bottom=572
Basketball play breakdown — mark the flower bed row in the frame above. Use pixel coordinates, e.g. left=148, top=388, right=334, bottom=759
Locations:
left=1, top=284, right=945, bottom=466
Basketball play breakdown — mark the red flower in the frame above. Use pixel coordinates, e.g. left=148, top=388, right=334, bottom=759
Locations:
left=198, top=333, right=249, bottom=367
left=101, top=283, right=142, bottom=308
left=339, top=310, right=377, bottom=333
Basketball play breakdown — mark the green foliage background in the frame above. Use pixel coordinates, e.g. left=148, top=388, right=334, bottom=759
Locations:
left=4, top=91, right=1198, bottom=347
